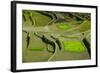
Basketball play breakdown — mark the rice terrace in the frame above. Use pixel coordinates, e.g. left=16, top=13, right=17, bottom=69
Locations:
left=22, top=10, right=91, bottom=63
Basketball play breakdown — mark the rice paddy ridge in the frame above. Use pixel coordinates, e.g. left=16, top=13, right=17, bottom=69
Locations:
left=48, top=36, right=62, bottom=61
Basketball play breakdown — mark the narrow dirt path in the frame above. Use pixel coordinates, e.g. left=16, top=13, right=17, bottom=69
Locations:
left=47, top=35, right=63, bottom=61
left=47, top=41, right=59, bottom=61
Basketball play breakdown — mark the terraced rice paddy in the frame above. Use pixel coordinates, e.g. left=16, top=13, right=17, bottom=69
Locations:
left=56, top=23, right=70, bottom=30
left=63, top=40, right=86, bottom=52
left=22, top=10, right=91, bottom=63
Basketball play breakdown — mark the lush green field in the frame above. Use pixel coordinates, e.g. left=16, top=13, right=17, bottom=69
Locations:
left=56, top=23, right=70, bottom=30
left=63, top=40, right=86, bottom=52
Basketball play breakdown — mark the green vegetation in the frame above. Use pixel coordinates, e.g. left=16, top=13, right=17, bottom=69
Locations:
left=22, top=10, right=91, bottom=62
left=63, top=41, right=86, bottom=52
left=31, top=11, right=51, bottom=26
left=78, top=20, right=91, bottom=32
left=57, top=23, right=70, bottom=29
left=23, top=11, right=51, bottom=26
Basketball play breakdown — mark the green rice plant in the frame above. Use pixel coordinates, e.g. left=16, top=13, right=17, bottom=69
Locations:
left=63, top=40, right=86, bottom=52
left=57, top=23, right=70, bottom=29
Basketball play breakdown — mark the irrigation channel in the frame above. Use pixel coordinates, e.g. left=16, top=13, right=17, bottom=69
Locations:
left=22, top=11, right=91, bottom=61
